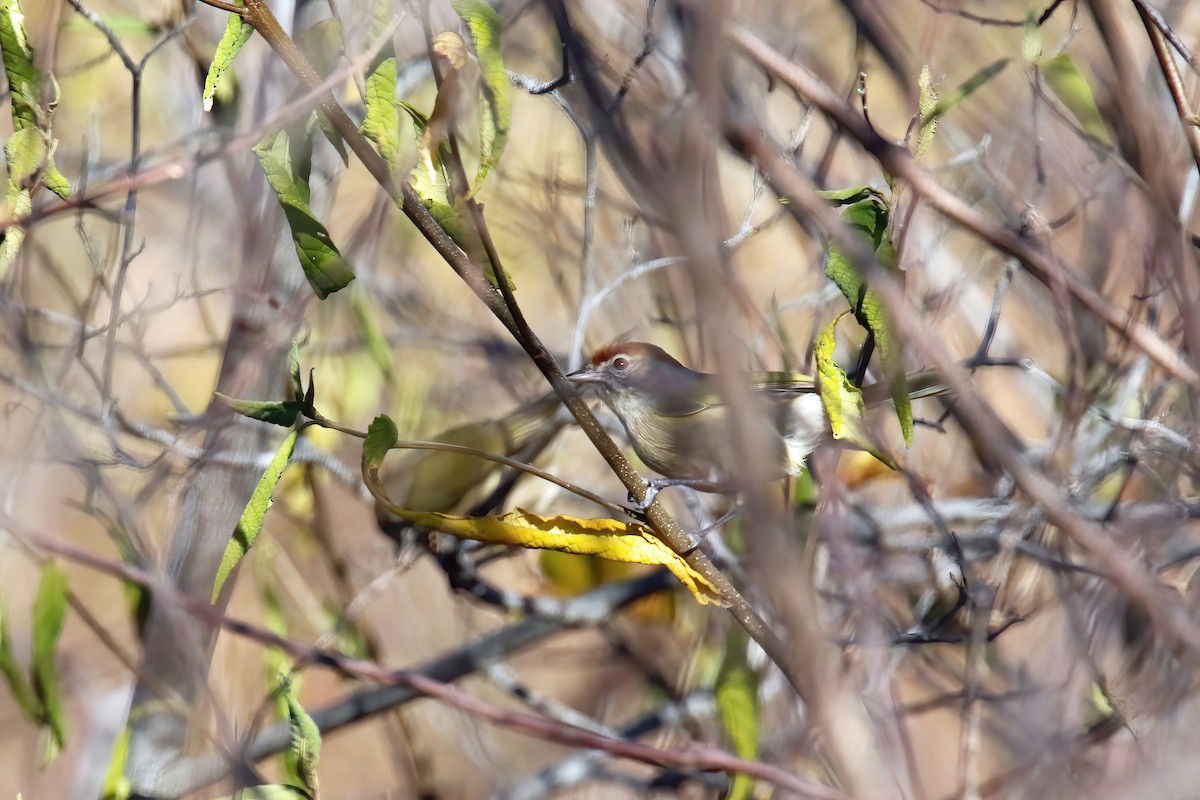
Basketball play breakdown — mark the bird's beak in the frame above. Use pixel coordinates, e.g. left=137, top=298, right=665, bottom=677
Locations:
left=567, top=366, right=605, bottom=385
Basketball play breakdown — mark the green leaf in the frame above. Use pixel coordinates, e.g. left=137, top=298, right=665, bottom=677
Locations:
left=1040, top=54, right=1109, bottom=143
left=823, top=192, right=913, bottom=446
left=7, top=126, right=49, bottom=186
left=914, top=65, right=937, bottom=159
left=716, top=628, right=759, bottom=800
left=814, top=313, right=866, bottom=444
left=451, top=0, right=511, bottom=190
left=363, top=414, right=398, bottom=473
left=929, top=58, right=1009, bottom=122
left=31, top=562, right=68, bottom=762
left=0, top=0, right=71, bottom=208
left=1022, top=8, right=1042, bottom=63
left=212, top=430, right=299, bottom=602
left=360, top=56, right=401, bottom=166
left=101, top=725, right=131, bottom=800
left=0, top=184, right=31, bottom=279
left=817, top=185, right=882, bottom=206
left=42, top=161, right=69, bottom=199
left=253, top=129, right=355, bottom=299
left=350, top=282, right=393, bottom=377
left=285, top=683, right=321, bottom=797
left=0, top=0, right=43, bottom=131
left=289, top=339, right=305, bottom=400
left=0, top=605, right=39, bottom=719
left=203, top=1, right=253, bottom=113
left=214, top=393, right=302, bottom=427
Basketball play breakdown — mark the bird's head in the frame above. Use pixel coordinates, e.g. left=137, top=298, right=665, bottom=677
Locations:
left=569, top=342, right=700, bottom=408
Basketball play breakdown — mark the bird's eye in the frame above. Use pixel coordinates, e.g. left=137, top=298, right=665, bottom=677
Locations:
left=611, top=356, right=631, bottom=372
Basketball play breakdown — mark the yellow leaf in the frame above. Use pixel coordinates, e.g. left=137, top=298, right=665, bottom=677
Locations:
left=386, top=502, right=720, bottom=605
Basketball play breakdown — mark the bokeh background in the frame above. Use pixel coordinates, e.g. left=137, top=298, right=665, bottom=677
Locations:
left=3, top=0, right=1200, bottom=797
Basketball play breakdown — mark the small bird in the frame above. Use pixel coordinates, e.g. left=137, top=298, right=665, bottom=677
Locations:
left=374, top=391, right=565, bottom=541
left=569, top=341, right=941, bottom=497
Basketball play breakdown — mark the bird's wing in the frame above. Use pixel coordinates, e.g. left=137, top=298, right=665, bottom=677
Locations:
left=749, top=371, right=819, bottom=395
left=657, top=372, right=818, bottom=417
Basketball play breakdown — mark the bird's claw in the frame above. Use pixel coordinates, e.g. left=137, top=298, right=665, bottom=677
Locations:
left=626, top=480, right=664, bottom=512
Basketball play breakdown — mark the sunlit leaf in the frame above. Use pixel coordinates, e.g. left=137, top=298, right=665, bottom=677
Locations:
left=367, top=495, right=724, bottom=606
left=0, top=0, right=70, bottom=271
left=285, top=683, right=321, bottom=797
left=1021, top=8, right=1041, bottom=64
left=360, top=56, right=400, bottom=166
left=0, top=183, right=31, bottom=279
left=451, top=0, right=511, bottom=190
left=212, top=430, right=299, bottom=602
left=823, top=191, right=912, bottom=445
left=101, top=725, right=131, bottom=800
left=814, top=313, right=866, bottom=444
left=202, top=1, right=252, bottom=113
left=0, top=0, right=44, bottom=131
left=253, top=129, right=355, bottom=299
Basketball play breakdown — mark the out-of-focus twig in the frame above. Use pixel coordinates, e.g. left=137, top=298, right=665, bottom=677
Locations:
left=725, top=21, right=1199, bottom=388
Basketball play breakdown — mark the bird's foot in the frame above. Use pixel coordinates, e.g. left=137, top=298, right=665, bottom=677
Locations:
left=628, top=477, right=716, bottom=512
left=680, top=505, right=743, bottom=552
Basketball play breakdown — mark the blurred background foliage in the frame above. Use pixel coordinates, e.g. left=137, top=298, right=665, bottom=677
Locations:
left=3, top=0, right=1200, bottom=797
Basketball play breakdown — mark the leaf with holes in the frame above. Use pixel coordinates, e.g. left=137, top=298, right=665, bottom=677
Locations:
left=203, top=1, right=252, bottom=113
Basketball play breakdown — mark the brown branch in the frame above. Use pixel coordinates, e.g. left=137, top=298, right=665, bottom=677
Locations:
left=724, top=118, right=1200, bottom=667
left=12, top=520, right=839, bottom=799
left=725, top=21, right=1200, bottom=388
left=1136, top=2, right=1200, bottom=176
left=195, top=0, right=249, bottom=14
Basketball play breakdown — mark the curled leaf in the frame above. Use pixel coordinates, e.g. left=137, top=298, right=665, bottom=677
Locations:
left=284, top=682, right=321, bottom=797
left=360, top=56, right=400, bottom=166
left=372, top=498, right=723, bottom=606
left=823, top=191, right=912, bottom=446
left=253, top=129, right=355, bottom=299
left=814, top=313, right=866, bottom=444
left=214, top=393, right=302, bottom=427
